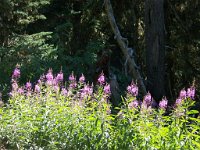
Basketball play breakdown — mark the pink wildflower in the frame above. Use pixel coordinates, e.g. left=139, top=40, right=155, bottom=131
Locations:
left=98, top=72, right=105, bottom=85
left=159, top=97, right=168, bottom=109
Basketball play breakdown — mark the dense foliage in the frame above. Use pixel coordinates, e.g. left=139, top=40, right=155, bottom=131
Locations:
left=0, top=0, right=199, bottom=103
left=0, top=1, right=199, bottom=149
left=0, top=69, right=199, bottom=149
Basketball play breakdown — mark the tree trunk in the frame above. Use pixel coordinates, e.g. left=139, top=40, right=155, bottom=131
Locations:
left=145, top=0, right=165, bottom=101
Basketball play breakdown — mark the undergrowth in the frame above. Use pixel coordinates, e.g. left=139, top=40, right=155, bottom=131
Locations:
left=0, top=68, right=199, bottom=150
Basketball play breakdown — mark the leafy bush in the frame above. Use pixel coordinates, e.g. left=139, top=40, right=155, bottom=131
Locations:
left=0, top=68, right=199, bottom=150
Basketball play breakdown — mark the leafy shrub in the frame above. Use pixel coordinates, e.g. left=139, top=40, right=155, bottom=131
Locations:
left=0, top=68, right=199, bottom=150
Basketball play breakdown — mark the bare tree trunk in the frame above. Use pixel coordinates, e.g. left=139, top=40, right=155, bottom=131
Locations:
left=145, top=0, right=165, bottom=101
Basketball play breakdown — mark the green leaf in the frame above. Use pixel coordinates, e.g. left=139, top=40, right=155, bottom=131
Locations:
left=187, top=110, right=199, bottom=115
left=192, top=140, right=200, bottom=148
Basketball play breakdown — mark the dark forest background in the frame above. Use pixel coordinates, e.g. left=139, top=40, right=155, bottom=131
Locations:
left=0, top=0, right=199, bottom=106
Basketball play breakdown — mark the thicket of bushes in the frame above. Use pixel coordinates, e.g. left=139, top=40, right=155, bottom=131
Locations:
left=0, top=68, right=199, bottom=150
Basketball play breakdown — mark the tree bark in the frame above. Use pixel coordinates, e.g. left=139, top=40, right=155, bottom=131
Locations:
left=105, top=0, right=147, bottom=97
left=145, top=0, right=165, bottom=101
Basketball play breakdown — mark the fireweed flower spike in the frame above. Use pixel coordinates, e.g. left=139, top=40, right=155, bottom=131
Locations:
left=175, top=98, right=183, bottom=106
left=127, top=81, right=138, bottom=97
left=187, top=86, right=195, bottom=99
left=104, top=84, right=111, bottom=95
left=80, top=84, right=93, bottom=98
left=69, top=82, right=77, bottom=89
left=141, top=101, right=148, bottom=110
left=45, top=69, right=54, bottom=86
left=143, top=92, right=152, bottom=106
left=61, top=88, right=68, bottom=96
left=179, top=89, right=187, bottom=99
left=53, top=85, right=60, bottom=93
left=46, top=80, right=53, bottom=86
left=38, top=74, right=45, bottom=84
left=98, top=72, right=105, bottom=85
left=56, top=71, right=63, bottom=82
left=12, top=68, right=20, bottom=79
left=52, top=79, right=58, bottom=86
left=12, top=81, right=18, bottom=91
left=128, top=100, right=139, bottom=109
left=34, top=84, right=40, bottom=93
left=38, top=79, right=42, bottom=85
left=79, top=74, right=85, bottom=83
left=46, top=69, right=54, bottom=81
left=17, top=88, right=24, bottom=94
left=26, top=81, right=32, bottom=91
left=174, top=88, right=191, bottom=107
left=69, top=72, right=76, bottom=82
left=159, top=97, right=168, bottom=110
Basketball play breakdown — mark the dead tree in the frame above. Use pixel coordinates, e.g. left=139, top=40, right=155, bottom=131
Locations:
left=104, top=0, right=147, bottom=97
